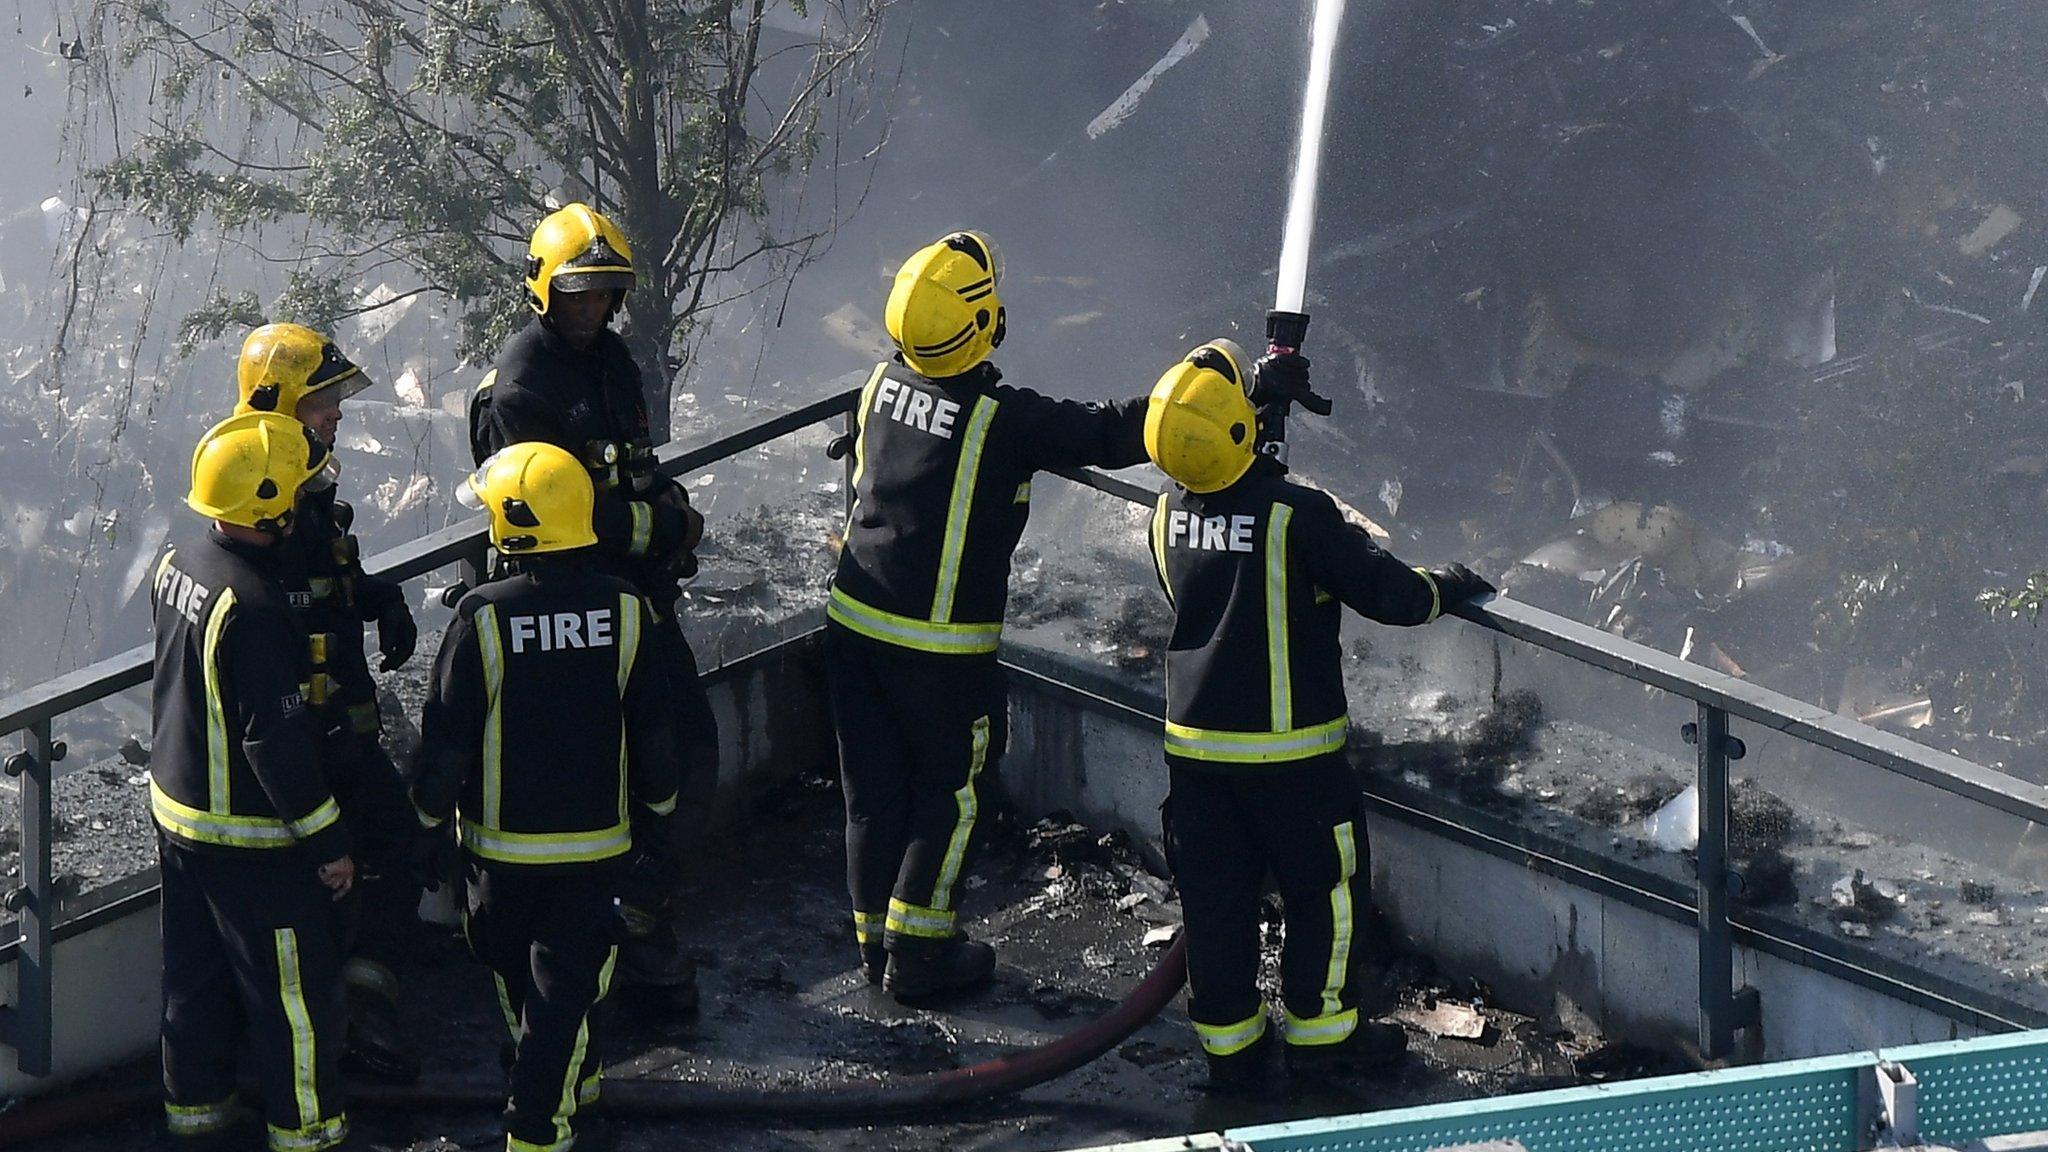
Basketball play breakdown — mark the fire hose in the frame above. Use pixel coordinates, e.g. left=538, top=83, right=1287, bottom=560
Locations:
left=0, top=935, right=1187, bottom=1145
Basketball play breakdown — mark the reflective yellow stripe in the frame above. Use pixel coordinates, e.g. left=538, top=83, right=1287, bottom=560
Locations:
left=1322, top=821, right=1358, bottom=1017
left=1266, top=503, right=1294, bottom=731
left=642, top=791, right=678, bottom=817
left=1162, top=716, right=1348, bottom=764
left=930, top=715, right=990, bottom=911
left=492, top=971, right=521, bottom=1042
left=1014, top=480, right=1032, bottom=504
left=475, top=604, right=506, bottom=829
left=1194, top=1011, right=1268, bottom=1057
left=931, top=395, right=998, bottom=623
left=152, top=781, right=338, bottom=849
left=267, top=1116, right=347, bottom=1152
left=165, top=1097, right=238, bottom=1136
left=306, top=577, right=340, bottom=601
left=1149, top=493, right=1174, bottom=606
left=843, top=362, right=888, bottom=538
left=153, top=550, right=177, bottom=597
left=1412, top=566, right=1443, bottom=623
left=627, top=503, right=652, bottom=557
left=885, top=897, right=955, bottom=939
left=414, top=802, right=445, bottom=830
left=852, top=909, right=885, bottom=945
left=458, top=818, right=634, bottom=866
left=578, top=1068, right=602, bottom=1106
left=826, top=587, right=1002, bottom=655
left=475, top=368, right=497, bottom=397
left=202, top=587, right=238, bottom=815
left=615, top=594, right=642, bottom=825
left=615, top=594, right=641, bottom=695
left=274, top=928, right=322, bottom=1133
left=1283, top=1006, right=1359, bottom=1047
left=547, top=946, right=617, bottom=1148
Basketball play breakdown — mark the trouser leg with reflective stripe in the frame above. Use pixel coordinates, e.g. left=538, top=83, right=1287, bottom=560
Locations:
left=159, top=839, right=247, bottom=1137
left=827, top=627, right=919, bottom=945
left=1258, top=760, right=1372, bottom=1046
left=166, top=841, right=350, bottom=1150
left=890, top=649, right=1006, bottom=936
left=467, top=859, right=623, bottom=1151
left=1163, top=768, right=1270, bottom=1054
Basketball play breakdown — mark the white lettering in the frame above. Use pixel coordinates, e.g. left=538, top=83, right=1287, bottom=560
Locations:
left=1228, top=515, right=1255, bottom=552
left=554, top=611, right=585, bottom=649
left=904, top=389, right=934, bottom=431
left=1167, top=511, right=1259, bottom=554
left=873, top=378, right=962, bottom=440
left=507, top=610, right=616, bottom=655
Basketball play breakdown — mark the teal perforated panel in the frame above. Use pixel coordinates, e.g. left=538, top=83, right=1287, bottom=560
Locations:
left=1227, top=1056, right=1868, bottom=1152
left=1884, top=1032, right=2048, bottom=1146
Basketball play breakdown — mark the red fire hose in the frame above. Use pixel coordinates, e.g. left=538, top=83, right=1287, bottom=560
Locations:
left=0, top=936, right=1187, bottom=1145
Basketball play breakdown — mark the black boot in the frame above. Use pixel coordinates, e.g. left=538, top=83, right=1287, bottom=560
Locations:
left=341, top=959, right=421, bottom=1084
left=1200, top=1025, right=1276, bottom=1096
left=1285, top=1020, right=1408, bottom=1080
left=860, top=940, right=887, bottom=986
left=883, top=932, right=996, bottom=1004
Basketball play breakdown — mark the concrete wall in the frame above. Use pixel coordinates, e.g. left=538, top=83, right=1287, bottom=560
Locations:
left=0, top=635, right=834, bottom=1098
left=0, top=636, right=1997, bottom=1095
left=999, top=651, right=1987, bottom=1065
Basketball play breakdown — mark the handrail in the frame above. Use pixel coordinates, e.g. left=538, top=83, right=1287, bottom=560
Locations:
left=0, top=387, right=862, bottom=741
left=1052, top=463, right=2048, bottom=829
left=6, top=381, right=2048, bottom=1070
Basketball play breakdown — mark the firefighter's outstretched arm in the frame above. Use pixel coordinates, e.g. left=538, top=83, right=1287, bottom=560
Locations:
left=1298, top=493, right=1495, bottom=625
left=228, top=604, right=351, bottom=867
left=1014, top=387, right=1152, bottom=472
left=410, top=607, right=486, bottom=829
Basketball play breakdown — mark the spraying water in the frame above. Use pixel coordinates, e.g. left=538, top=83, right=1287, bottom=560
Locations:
left=1274, top=0, right=1349, bottom=315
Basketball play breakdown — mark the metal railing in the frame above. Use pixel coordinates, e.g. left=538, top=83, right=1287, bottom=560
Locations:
left=5, top=386, right=2048, bottom=1074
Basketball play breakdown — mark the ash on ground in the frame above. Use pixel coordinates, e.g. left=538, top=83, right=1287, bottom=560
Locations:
left=41, top=769, right=1653, bottom=1152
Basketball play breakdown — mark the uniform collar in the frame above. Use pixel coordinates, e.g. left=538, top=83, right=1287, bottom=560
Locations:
left=206, top=526, right=283, bottom=569
left=909, top=358, right=1002, bottom=393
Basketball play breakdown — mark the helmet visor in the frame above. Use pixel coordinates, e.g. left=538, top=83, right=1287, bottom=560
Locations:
left=303, top=454, right=341, bottom=494
left=457, top=465, right=489, bottom=511
left=551, top=269, right=636, bottom=297
left=305, top=343, right=372, bottom=402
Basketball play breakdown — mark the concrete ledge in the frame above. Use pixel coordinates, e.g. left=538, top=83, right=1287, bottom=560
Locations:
left=0, top=629, right=835, bottom=1098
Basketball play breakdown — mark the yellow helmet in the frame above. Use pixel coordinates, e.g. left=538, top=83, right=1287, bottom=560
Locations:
left=1145, top=339, right=1258, bottom=494
left=234, top=323, right=369, bottom=416
left=885, top=231, right=1005, bottom=378
left=459, top=441, right=598, bottom=554
left=525, top=203, right=636, bottom=316
left=187, top=412, right=333, bottom=532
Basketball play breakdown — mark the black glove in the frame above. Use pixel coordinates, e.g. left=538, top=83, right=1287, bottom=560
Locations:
left=376, top=601, right=417, bottom=672
left=404, top=825, right=457, bottom=893
left=1427, top=562, right=1497, bottom=607
left=1251, top=351, right=1332, bottom=416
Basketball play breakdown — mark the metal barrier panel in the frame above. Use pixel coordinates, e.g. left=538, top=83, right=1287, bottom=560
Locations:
left=1883, top=1031, right=2048, bottom=1147
left=1227, top=1054, right=1869, bottom=1152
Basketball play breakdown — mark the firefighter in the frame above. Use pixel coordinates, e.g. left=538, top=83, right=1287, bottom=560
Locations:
left=411, top=441, right=680, bottom=1152
left=152, top=412, right=355, bottom=1152
left=468, top=203, right=710, bottom=1016
left=233, top=322, right=422, bottom=1081
left=826, top=230, right=1151, bottom=1002
left=1142, top=341, right=1495, bottom=1091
